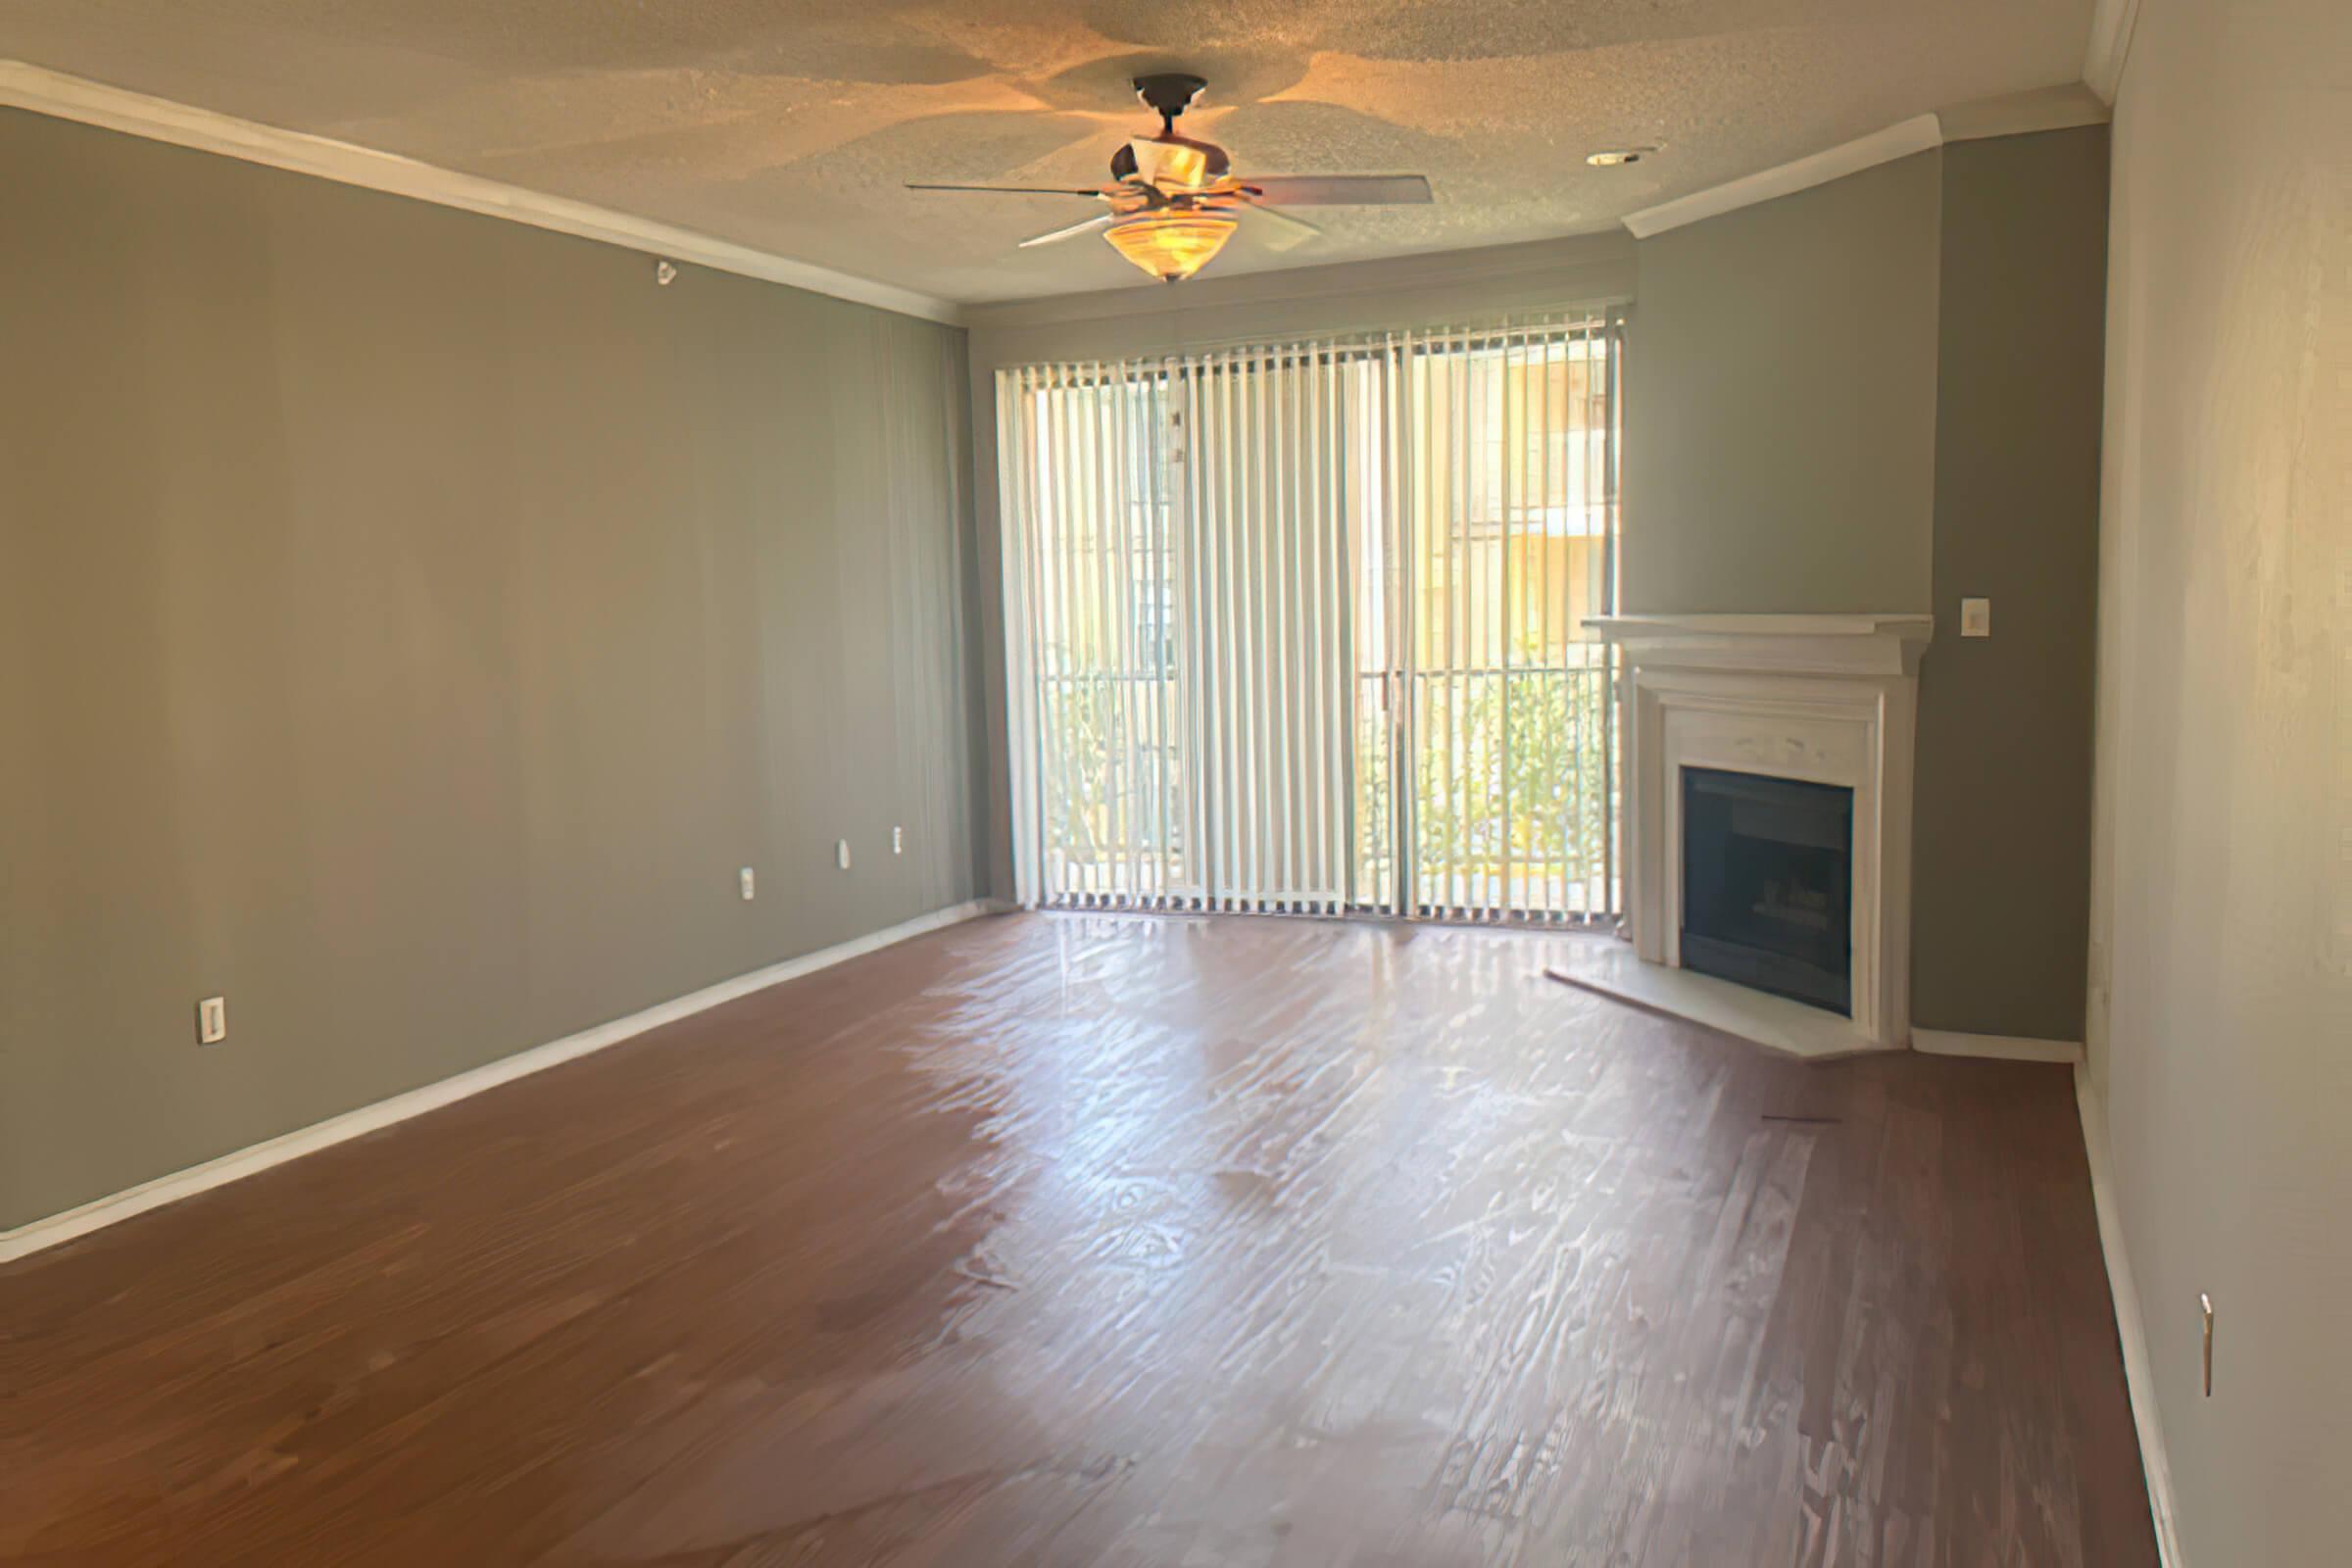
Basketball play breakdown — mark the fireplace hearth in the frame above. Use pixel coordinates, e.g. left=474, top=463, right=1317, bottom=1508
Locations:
left=1680, top=767, right=1853, bottom=1013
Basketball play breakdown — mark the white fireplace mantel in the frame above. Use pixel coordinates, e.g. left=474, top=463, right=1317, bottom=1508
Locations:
left=1585, top=613, right=1934, bottom=675
left=1583, top=612, right=1933, bottom=1053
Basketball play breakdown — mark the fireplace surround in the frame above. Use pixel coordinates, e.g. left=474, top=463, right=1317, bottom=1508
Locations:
left=1587, top=613, right=1932, bottom=1051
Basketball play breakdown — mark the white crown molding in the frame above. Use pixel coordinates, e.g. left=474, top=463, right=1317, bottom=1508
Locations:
left=2083, top=0, right=2147, bottom=106
left=2076, top=1065, right=2189, bottom=1564
left=0, top=899, right=1012, bottom=1264
left=0, top=60, right=963, bottom=326
left=1936, top=81, right=2112, bottom=144
left=1619, top=82, right=2112, bottom=242
left=1622, top=115, right=1943, bottom=238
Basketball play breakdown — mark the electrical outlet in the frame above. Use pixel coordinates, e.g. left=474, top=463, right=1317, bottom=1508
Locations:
left=1960, top=597, right=1992, bottom=637
left=837, top=838, right=852, bottom=871
left=739, top=866, right=756, bottom=901
left=196, top=996, right=226, bottom=1046
left=893, top=825, right=904, bottom=856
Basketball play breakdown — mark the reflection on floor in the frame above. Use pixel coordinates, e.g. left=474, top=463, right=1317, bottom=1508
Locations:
left=4, top=912, right=2156, bottom=1565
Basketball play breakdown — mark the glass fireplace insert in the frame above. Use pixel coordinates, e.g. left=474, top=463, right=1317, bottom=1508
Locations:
left=1679, top=766, right=1853, bottom=1014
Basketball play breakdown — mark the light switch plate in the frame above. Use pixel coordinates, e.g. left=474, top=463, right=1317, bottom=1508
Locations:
left=1960, top=597, right=1991, bottom=638
left=197, top=996, right=226, bottom=1046
left=893, top=825, right=904, bottom=856
left=739, top=867, right=756, bottom=901
left=837, top=838, right=852, bottom=871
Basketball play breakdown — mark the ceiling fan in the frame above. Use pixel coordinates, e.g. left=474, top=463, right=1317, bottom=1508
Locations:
left=907, top=73, right=1434, bottom=284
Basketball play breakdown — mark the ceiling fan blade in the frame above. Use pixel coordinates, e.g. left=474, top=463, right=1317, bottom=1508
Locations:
left=1237, top=196, right=1321, bottom=252
left=1018, top=213, right=1116, bottom=249
left=905, top=182, right=1106, bottom=197
left=1241, top=173, right=1433, bottom=207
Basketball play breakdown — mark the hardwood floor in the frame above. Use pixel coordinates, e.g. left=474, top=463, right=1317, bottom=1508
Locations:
left=1, top=912, right=2156, bottom=1566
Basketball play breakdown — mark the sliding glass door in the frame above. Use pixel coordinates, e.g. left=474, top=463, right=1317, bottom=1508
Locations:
left=1397, top=324, right=1619, bottom=920
left=999, top=315, right=1621, bottom=922
left=1004, top=370, right=1190, bottom=906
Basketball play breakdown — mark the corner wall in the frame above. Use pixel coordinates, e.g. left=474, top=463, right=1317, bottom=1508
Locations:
left=960, top=123, right=2110, bottom=1051
left=2088, top=0, right=2352, bottom=1557
left=1912, top=126, right=2110, bottom=1041
left=1623, top=132, right=2110, bottom=1044
left=0, top=109, right=980, bottom=1229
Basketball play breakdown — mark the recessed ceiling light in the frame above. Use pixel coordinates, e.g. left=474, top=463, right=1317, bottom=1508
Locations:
left=1587, top=148, right=1654, bottom=168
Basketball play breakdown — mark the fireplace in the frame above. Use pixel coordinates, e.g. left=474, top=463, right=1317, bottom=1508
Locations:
left=1680, top=767, right=1853, bottom=1013
left=1587, top=612, right=1931, bottom=1050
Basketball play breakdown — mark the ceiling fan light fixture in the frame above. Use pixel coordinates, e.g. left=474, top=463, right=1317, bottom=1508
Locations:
left=1105, top=211, right=1238, bottom=283
left=909, top=72, right=1433, bottom=283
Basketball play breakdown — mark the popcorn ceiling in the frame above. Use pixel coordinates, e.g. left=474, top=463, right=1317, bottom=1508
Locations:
left=1, top=0, right=2092, bottom=302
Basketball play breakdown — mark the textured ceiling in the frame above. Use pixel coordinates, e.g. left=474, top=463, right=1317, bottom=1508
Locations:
left=1, top=1, right=2094, bottom=305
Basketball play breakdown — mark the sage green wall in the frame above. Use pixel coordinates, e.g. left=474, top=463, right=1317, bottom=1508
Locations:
left=0, top=109, right=978, bottom=1230
left=1912, top=127, right=2108, bottom=1040
left=1622, top=152, right=1943, bottom=613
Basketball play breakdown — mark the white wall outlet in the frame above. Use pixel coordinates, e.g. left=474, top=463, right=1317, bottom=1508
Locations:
left=1960, top=597, right=1992, bottom=637
left=197, top=996, right=226, bottom=1046
left=739, top=866, right=756, bottom=901
left=893, top=825, right=904, bottom=856
left=837, top=838, right=852, bottom=870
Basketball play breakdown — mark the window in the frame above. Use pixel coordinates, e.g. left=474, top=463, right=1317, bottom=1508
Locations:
left=998, top=315, right=1624, bottom=921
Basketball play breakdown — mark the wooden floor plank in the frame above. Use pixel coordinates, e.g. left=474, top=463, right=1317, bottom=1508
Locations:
left=1, top=912, right=2157, bottom=1565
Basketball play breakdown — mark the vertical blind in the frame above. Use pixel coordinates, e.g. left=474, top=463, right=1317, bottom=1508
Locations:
left=998, top=313, right=1623, bottom=921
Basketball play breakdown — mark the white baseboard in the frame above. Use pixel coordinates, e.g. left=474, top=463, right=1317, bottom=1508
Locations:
left=2076, top=1064, right=2188, bottom=1565
left=1912, top=1028, right=2084, bottom=1064
left=0, top=899, right=1006, bottom=1265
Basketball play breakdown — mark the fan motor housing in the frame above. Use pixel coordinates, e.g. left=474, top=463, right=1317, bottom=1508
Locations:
left=1115, top=73, right=1229, bottom=185
left=1133, top=73, right=1208, bottom=122
left=1111, top=132, right=1230, bottom=184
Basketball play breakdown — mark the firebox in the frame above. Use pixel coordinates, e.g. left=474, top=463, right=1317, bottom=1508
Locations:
left=1680, top=767, right=1854, bottom=1014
